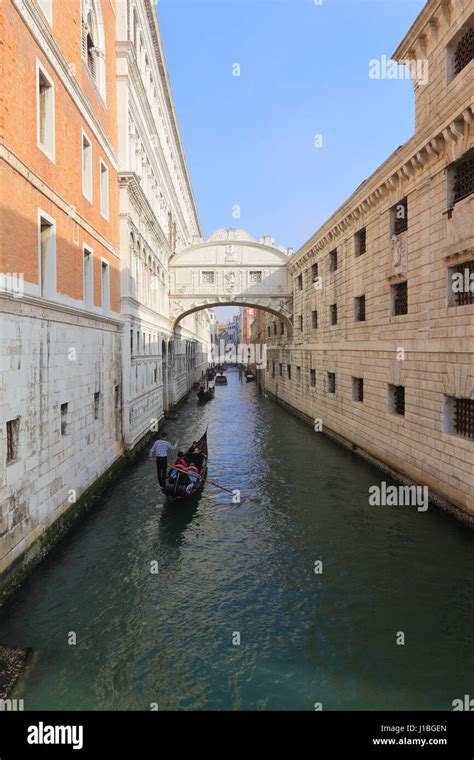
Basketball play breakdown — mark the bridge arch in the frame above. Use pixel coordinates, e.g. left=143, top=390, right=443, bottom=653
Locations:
left=169, top=228, right=293, bottom=330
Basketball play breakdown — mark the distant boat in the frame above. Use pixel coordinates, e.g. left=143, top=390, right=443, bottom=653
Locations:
left=197, top=383, right=215, bottom=403
left=245, top=369, right=256, bottom=383
left=215, top=373, right=228, bottom=385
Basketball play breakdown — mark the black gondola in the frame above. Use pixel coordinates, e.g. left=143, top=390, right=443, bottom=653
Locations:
left=215, top=373, right=228, bottom=385
left=197, top=385, right=215, bottom=403
left=162, top=430, right=208, bottom=503
left=245, top=369, right=256, bottom=382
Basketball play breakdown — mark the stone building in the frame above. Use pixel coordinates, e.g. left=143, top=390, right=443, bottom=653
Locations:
left=0, top=0, right=211, bottom=584
left=115, top=0, right=210, bottom=450
left=259, top=0, right=474, bottom=518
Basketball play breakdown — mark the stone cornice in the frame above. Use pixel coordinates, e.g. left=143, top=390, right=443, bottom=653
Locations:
left=290, top=103, right=474, bottom=273
left=15, top=0, right=119, bottom=170
left=144, top=0, right=201, bottom=237
left=1, top=144, right=121, bottom=259
left=392, top=0, right=452, bottom=62
left=0, top=292, right=123, bottom=330
left=119, top=171, right=171, bottom=261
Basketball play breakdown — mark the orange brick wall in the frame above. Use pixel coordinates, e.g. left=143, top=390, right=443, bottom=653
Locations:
left=1, top=0, right=120, bottom=312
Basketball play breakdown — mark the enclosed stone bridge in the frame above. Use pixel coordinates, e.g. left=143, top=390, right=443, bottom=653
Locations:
left=169, top=228, right=293, bottom=330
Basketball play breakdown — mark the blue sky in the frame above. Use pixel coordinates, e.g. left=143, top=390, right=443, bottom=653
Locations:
left=158, top=0, right=425, bottom=255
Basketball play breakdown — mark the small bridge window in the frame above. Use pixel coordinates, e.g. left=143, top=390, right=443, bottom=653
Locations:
left=202, top=271, right=215, bottom=284
left=249, top=271, right=262, bottom=283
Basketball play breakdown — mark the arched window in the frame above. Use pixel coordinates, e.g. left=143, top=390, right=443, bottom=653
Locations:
left=81, top=0, right=106, bottom=99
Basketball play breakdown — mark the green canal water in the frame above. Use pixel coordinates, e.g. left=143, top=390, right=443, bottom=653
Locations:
left=1, top=369, right=473, bottom=710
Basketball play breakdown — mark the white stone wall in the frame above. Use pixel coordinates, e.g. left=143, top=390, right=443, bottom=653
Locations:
left=0, top=298, right=123, bottom=575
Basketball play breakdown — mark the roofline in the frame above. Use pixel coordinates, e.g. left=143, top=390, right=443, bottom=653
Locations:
left=392, top=0, right=447, bottom=61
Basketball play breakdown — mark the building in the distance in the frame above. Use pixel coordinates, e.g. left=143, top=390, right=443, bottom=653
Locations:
left=259, top=0, right=474, bottom=519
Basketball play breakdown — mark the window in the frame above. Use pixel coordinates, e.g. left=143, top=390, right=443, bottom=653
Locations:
left=355, top=295, right=366, bottom=322
left=355, top=227, right=367, bottom=256
left=83, top=245, right=93, bottom=307
left=450, top=150, right=474, bottom=206
left=115, top=384, right=121, bottom=410
left=444, top=396, right=474, bottom=439
left=36, top=62, right=55, bottom=160
left=94, top=391, right=100, bottom=420
left=130, top=329, right=134, bottom=355
left=311, top=310, right=318, bottom=329
left=287, top=364, right=291, bottom=380
left=297, top=274, right=303, bottom=290
left=249, top=271, right=262, bottom=283
left=279, top=321, right=284, bottom=335
left=100, top=160, right=109, bottom=219
left=330, top=303, right=337, bottom=325
left=82, top=131, right=93, bottom=201
left=352, top=377, right=364, bottom=402
left=327, top=372, right=336, bottom=394
left=60, top=403, right=68, bottom=435
left=267, top=325, right=271, bottom=337
left=452, top=23, right=474, bottom=78
left=101, top=260, right=110, bottom=313
left=6, top=418, right=20, bottom=463
left=81, top=0, right=106, bottom=98
left=448, top=259, right=474, bottom=306
left=392, top=197, right=408, bottom=235
left=388, top=384, right=405, bottom=416
left=329, top=249, right=338, bottom=272
left=279, top=363, right=283, bottom=377
left=392, top=281, right=408, bottom=316
left=311, top=262, right=319, bottom=281
left=310, top=369, right=316, bottom=387
left=39, top=213, right=56, bottom=298
left=273, top=323, right=277, bottom=336
left=272, top=361, right=275, bottom=378
left=202, top=271, right=215, bottom=284
left=298, top=315, right=303, bottom=331
left=296, top=366, right=301, bottom=384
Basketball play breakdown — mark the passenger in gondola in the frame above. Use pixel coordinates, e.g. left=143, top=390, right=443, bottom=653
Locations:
left=188, top=443, right=204, bottom=470
left=185, top=463, right=200, bottom=493
left=175, top=451, right=188, bottom=468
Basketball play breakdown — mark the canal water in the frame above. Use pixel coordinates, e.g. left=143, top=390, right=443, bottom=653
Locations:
left=1, top=369, right=473, bottom=710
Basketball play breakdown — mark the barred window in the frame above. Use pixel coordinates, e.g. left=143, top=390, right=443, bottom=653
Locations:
left=202, top=271, right=215, bottom=284
left=330, top=303, right=337, bottom=325
left=249, top=271, right=262, bottom=283
left=352, top=377, right=364, bottom=402
left=392, top=197, right=408, bottom=235
left=454, top=398, right=474, bottom=438
left=311, top=310, right=318, bottom=329
left=392, top=281, right=408, bottom=316
left=6, top=418, right=20, bottom=463
left=355, top=295, right=366, bottom=322
left=388, top=384, right=405, bottom=416
left=452, top=150, right=474, bottom=205
left=454, top=25, right=474, bottom=77
left=327, top=372, right=336, bottom=394
left=449, top=259, right=474, bottom=306
left=329, top=249, right=338, bottom=272
left=355, top=228, right=367, bottom=256
left=310, top=369, right=316, bottom=387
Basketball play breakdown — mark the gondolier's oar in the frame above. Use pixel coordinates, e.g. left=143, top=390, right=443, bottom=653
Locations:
left=169, top=465, right=243, bottom=500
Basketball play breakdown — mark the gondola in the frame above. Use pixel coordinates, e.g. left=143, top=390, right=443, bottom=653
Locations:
left=162, top=430, right=208, bottom=503
left=245, top=370, right=256, bottom=383
left=215, top=373, right=228, bottom=385
left=197, top=385, right=215, bottom=403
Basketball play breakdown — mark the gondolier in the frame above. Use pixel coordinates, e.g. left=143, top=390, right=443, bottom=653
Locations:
left=150, top=431, right=178, bottom=487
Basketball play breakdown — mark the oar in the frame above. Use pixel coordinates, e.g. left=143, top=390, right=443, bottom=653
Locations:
left=169, top=465, right=245, bottom=501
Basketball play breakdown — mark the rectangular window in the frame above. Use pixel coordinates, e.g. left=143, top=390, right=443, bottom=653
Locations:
left=287, top=364, right=291, bottom=380
left=249, top=271, right=262, bottom=283
left=130, top=329, right=134, bottom=355
left=202, top=271, right=215, bottom=284
left=83, top=245, right=93, bottom=307
left=272, top=361, right=275, bottom=378
left=267, top=325, right=271, bottom=337
left=101, top=260, right=110, bottom=313
left=329, top=303, right=337, bottom=325
left=298, top=315, right=303, bottom=331
left=6, top=418, right=20, bottom=463
left=329, top=249, right=338, bottom=272
left=279, top=321, right=284, bottom=335
left=297, top=274, right=303, bottom=290
left=355, top=295, right=366, bottom=322
left=100, top=160, right=109, bottom=219
left=392, top=281, right=408, bottom=316
left=94, top=391, right=100, bottom=420
left=115, top=385, right=121, bottom=410
left=279, top=363, right=283, bottom=377
left=448, top=259, right=474, bottom=306
left=392, top=197, right=408, bottom=235
left=37, top=62, right=55, bottom=160
left=352, top=377, right=364, bottom=402
left=82, top=131, right=93, bottom=201
left=327, top=372, right=336, bottom=394
left=296, top=366, right=301, bottom=384
left=451, top=150, right=474, bottom=206
left=273, top=323, right=277, bottom=335
left=355, top=227, right=367, bottom=257
left=310, top=369, right=316, bottom=387
left=39, top=213, right=56, bottom=298
left=60, top=403, right=68, bottom=435
left=451, top=23, right=474, bottom=78
left=445, top=396, right=474, bottom=439
left=388, top=384, right=405, bottom=416
left=311, top=310, right=318, bottom=329
left=311, top=262, right=319, bottom=281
